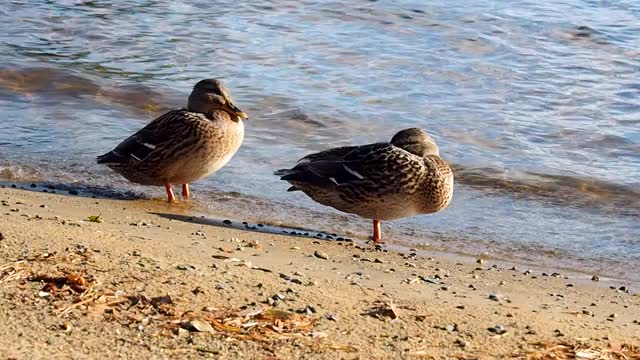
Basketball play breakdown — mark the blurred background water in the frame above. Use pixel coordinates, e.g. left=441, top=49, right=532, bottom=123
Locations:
left=0, top=0, right=639, bottom=282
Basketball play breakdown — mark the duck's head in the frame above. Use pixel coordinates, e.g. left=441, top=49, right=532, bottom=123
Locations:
left=390, top=128, right=439, bottom=157
left=187, top=79, right=248, bottom=121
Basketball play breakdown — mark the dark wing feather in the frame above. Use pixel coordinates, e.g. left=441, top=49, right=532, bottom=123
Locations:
left=97, top=110, right=190, bottom=165
left=275, top=143, right=390, bottom=187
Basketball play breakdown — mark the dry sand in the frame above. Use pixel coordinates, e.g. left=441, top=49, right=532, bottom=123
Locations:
left=0, top=185, right=639, bottom=359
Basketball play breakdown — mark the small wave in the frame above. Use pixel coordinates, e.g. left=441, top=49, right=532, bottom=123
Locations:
left=0, top=66, right=176, bottom=117
left=453, top=164, right=640, bottom=216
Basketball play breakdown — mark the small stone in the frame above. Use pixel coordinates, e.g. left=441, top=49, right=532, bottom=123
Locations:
left=325, top=313, right=337, bottom=321
left=591, top=275, right=600, bottom=281
left=456, top=305, right=465, bottom=310
left=374, top=258, right=384, bottom=264
left=445, top=324, right=457, bottom=332
left=176, top=264, right=196, bottom=271
left=618, top=286, right=629, bottom=293
left=609, top=313, right=618, bottom=318
left=223, top=219, right=232, bottom=225
left=488, top=294, right=503, bottom=302
left=582, top=310, right=594, bottom=316
left=476, top=259, right=485, bottom=264
left=0, top=233, right=4, bottom=241
left=454, top=339, right=467, bottom=348
left=132, top=250, right=141, bottom=256
left=184, top=320, right=214, bottom=333
left=313, top=250, right=329, bottom=260
left=272, top=293, right=285, bottom=301
left=551, top=272, right=561, bottom=278
left=487, top=325, right=507, bottom=335
left=192, top=287, right=205, bottom=295
left=215, top=283, right=225, bottom=290
left=40, top=204, right=46, bottom=208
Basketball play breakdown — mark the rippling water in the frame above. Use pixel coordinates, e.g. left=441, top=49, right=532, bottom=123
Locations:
left=1, top=1, right=639, bottom=282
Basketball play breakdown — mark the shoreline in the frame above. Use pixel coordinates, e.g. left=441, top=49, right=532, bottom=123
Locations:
left=1, top=186, right=639, bottom=358
left=3, top=179, right=638, bottom=288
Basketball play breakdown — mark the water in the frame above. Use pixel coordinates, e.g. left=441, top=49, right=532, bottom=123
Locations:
left=1, top=1, right=639, bottom=282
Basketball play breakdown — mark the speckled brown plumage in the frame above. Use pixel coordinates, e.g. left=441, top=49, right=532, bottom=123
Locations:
left=97, top=79, right=247, bottom=202
left=275, top=128, right=453, bottom=243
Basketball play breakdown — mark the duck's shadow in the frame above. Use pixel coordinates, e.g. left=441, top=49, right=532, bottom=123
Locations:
left=150, top=212, right=354, bottom=243
left=1, top=180, right=144, bottom=200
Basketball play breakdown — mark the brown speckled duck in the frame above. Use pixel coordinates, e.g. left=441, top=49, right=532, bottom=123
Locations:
left=97, top=79, right=247, bottom=202
left=275, top=128, right=453, bottom=243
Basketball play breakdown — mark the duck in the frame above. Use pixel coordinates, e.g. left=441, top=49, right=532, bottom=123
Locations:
left=275, top=128, right=453, bottom=243
left=97, top=79, right=247, bottom=202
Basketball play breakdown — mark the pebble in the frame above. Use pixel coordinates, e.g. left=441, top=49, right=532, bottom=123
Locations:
left=609, top=313, right=618, bottom=318
left=176, top=264, right=196, bottom=271
left=313, top=250, right=329, bottom=260
left=192, top=287, right=205, bottom=295
left=591, top=275, right=600, bottom=281
left=0, top=232, right=4, bottom=241
left=296, top=305, right=317, bottom=315
left=454, top=339, right=467, bottom=348
left=488, top=293, right=503, bottom=302
left=325, top=313, right=338, bottom=321
left=582, top=310, right=594, bottom=316
left=445, top=324, right=457, bottom=333
left=223, top=219, right=232, bottom=225
left=487, top=325, right=507, bottom=335
left=215, top=283, right=225, bottom=290
left=184, top=320, right=214, bottom=333
left=132, top=250, right=141, bottom=256
left=476, top=259, right=485, bottom=264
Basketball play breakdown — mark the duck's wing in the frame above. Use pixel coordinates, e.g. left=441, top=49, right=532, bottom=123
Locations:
left=275, top=143, right=393, bottom=188
left=96, top=109, right=197, bottom=165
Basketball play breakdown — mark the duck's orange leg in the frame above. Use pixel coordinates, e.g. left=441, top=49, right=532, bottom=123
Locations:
left=373, top=219, right=383, bottom=243
left=181, top=184, right=190, bottom=200
left=164, top=181, right=176, bottom=203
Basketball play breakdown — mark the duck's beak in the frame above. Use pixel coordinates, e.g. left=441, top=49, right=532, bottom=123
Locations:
left=223, top=100, right=248, bottom=120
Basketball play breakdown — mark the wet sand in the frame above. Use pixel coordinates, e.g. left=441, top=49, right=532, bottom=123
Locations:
left=0, top=186, right=639, bottom=359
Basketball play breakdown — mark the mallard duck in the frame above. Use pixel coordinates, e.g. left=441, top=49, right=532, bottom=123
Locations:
left=97, top=79, right=247, bottom=202
left=275, top=128, right=453, bottom=243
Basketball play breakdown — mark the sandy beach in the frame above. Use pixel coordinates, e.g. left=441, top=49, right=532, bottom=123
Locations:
left=0, top=185, right=639, bottom=359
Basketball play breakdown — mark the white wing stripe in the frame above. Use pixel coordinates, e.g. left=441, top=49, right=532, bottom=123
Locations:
left=343, top=165, right=365, bottom=179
